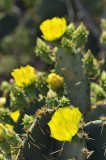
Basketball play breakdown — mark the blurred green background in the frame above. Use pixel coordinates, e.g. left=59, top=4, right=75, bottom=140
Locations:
left=0, top=0, right=106, bottom=81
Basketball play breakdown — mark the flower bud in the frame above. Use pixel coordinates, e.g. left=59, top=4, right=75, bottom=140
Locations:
left=47, top=73, right=64, bottom=90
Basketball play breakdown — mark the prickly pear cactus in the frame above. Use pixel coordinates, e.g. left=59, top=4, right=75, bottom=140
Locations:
left=0, top=17, right=106, bottom=160
left=84, top=101, right=106, bottom=160
left=16, top=107, right=87, bottom=160
left=16, top=108, right=53, bottom=160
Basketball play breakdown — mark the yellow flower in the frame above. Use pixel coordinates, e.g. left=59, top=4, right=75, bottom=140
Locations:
left=10, top=110, right=20, bottom=122
left=40, top=17, right=66, bottom=41
left=11, top=65, right=36, bottom=87
left=4, top=110, right=20, bottom=130
left=48, top=107, right=82, bottom=141
left=47, top=73, right=64, bottom=90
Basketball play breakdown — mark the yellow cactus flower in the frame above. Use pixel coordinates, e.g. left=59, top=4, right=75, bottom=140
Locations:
left=4, top=110, right=20, bottom=130
left=10, top=110, right=20, bottom=122
left=11, top=65, right=36, bottom=87
left=47, top=73, right=64, bottom=90
left=40, top=17, right=66, bottom=41
left=48, top=107, right=82, bottom=141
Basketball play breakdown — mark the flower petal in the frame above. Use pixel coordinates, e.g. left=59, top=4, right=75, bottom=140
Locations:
left=48, top=107, right=82, bottom=141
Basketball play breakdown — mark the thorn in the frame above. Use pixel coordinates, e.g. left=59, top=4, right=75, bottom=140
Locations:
left=103, top=143, right=106, bottom=156
left=57, top=142, right=65, bottom=159
left=38, top=143, right=47, bottom=148
left=28, top=142, right=30, bottom=150
left=50, top=149, right=63, bottom=155
left=76, top=81, right=82, bottom=86
left=29, top=134, right=36, bottom=142
left=101, top=125, right=104, bottom=135
left=38, top=125, right=45, bottom=135
left=42, top=154, right=49, bottom=160
left=29, top=141, right=40, bottom=149
left=58, top=147, right=64, bottom=157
